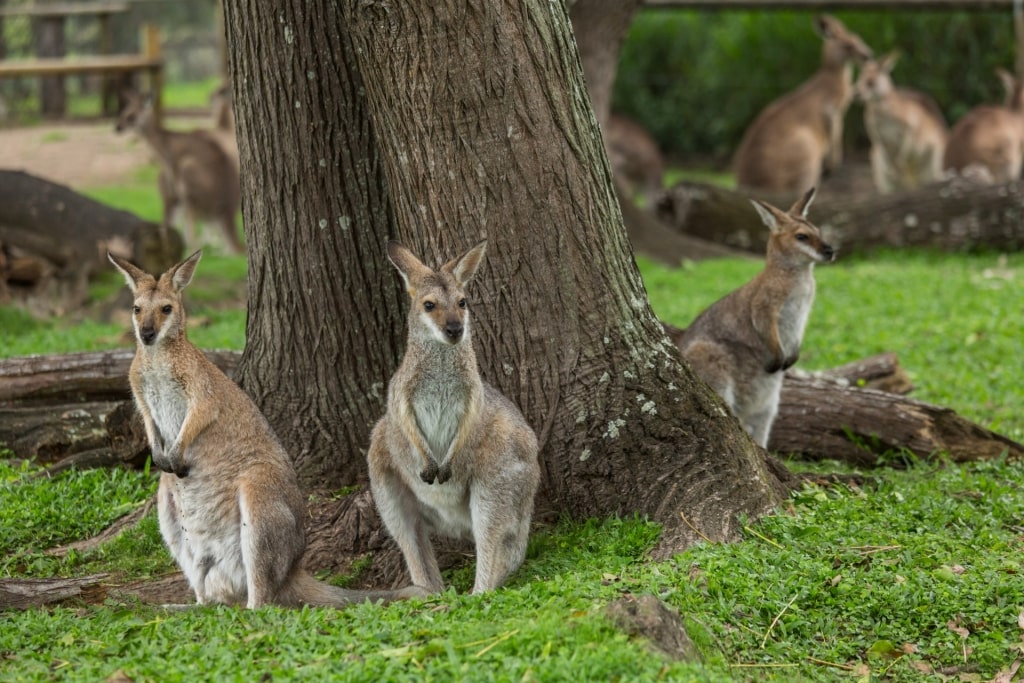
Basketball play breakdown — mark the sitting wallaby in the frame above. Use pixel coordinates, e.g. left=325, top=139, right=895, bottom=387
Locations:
left=733, top=15, right=873, bottom=194
left=109, top=250, right=425, bottom=608
left=677, top=188, right=834, bottom=448
left=856, top=50, right=948, bottom=193
left=944, top=69, right=1024, bottom=184
left=604, top=113, right=665, bottom=203
left=116, top=90, right=243, bottom=254
left=367, top=240, right=540, bottom=595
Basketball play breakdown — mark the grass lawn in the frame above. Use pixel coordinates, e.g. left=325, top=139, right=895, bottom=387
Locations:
left=2, top=171, right=1023, bottom=681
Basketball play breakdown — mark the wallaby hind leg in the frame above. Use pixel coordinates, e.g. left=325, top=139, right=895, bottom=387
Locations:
left=238, top=473, right=305, bottom=608
left=682, top=340, right=737, bottom=411
left=469, top=474, right=533, bottom=594
left=368, top=459, right=444, bottom=592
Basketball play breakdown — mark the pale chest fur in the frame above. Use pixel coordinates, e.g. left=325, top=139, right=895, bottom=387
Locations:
left=777, top=273, right=816, bottom=356
left=137, top=360, right=188, bottom=444
left=409, top=365, right=475, bottom=460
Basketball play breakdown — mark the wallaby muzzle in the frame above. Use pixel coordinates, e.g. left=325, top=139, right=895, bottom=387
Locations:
left=444, top=320, right=463, bottom=342
left=140, top=326, right=158, bottom=345
left=821, top=244, right=836, bottom=262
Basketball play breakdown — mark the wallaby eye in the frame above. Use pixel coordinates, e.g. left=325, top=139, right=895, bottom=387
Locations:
left=161, top=305, right=173, bottom=314
left=458, top=299, right=467, bottom=309
left=132, top=305, right=141, bottom=314
left=795, top=234, right=809, bottom=242
left=423, top=301, right=435, bottom=312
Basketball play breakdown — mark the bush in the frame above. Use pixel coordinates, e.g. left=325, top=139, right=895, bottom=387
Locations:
left=612, top=9, right=1016, bottom=165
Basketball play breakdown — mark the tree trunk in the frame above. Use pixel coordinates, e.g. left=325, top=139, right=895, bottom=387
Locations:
left=224, top=0, right=405, bottom=488
left=339, top=0, right=785, bottom=557
left=656, top=178, right=1024, bottom=255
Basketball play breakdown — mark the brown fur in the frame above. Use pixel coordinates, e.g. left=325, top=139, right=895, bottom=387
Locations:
left=678, top=189, right=834, bottom=447
left=604, top=113, right=665, bottom=200
left=108, top=250, right=425, bottom=608
left=116, top=90, right=243, bottom=254
left=943, top=69, right=1024, bottom=184
left=368, top=241, right=540, bottom=594
left=856, top=51, right=948, bottom=193
left=734, top=15, right=872, bottom=194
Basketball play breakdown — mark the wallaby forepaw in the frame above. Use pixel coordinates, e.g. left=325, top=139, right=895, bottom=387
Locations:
left=174, top=464, right=191, bottom=478
left=419, top=462, right=439, bottom=484
left=765, top=358, right=785, bottom=374
left=782, top=353, right=800, bottom=371
left=435, top=463, right=452, bottom=484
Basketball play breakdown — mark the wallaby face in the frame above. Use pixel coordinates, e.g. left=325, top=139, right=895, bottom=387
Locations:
left=111, top=251, right=199, bottom=347
left=816, top=15, right=873, bottom=68
left=387, top=240, right=485, bottom=346
left=855, top=52, right=897, bottom=103
left=115, top=90, right=155, bottom=134
left=678, top=188, right=832, bottom=448
left=944, top=68, right=1024, bottom=183
left=369, top=240, right=540, bottom=595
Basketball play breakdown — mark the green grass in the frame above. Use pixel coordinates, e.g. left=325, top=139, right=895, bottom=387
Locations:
left=3, top=173, right=1024, bottom=680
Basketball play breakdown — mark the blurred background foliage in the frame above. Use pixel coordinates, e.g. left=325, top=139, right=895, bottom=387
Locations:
left=612, top=10, right=1017, bottom=166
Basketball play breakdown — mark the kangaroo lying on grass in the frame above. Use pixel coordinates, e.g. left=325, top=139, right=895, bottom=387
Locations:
left=110, top=249, right=425, bottom=608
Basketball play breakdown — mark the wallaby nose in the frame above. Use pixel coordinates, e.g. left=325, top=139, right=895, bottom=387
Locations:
left=444, top=321, right=463, bottom=341
left=140, top=327, right=157, bottom=345
left=821, top=244, right=836, bottom=262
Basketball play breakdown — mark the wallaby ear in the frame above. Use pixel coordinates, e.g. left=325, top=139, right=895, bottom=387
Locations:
left=750, top=200, right=781, bottom=233
left=997, top=68, right=1016, bottom=96
left=444, top=240, right=488, bottom=287
left=814, top=15, right=835, bottom=39
left=107, top=252, right=149, bottom=293
left=387, top=240, right=431, bottom=291
left=789, top=186, right=817, bottom=218
left=880, top=49, right=900, bottom=73
left=165, top=250, right=202, bottom=292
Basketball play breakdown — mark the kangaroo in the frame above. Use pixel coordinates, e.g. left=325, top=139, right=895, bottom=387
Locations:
left=208, top=81, right=240, bottom=176
left=856, top=50, right=948, bottom=193
left=943, top=69, right=1024, bottom=184
left=677, top=188, right=834, bottom=448
left=604, top=113, right=665, bottom=202
left=108, top=250, right=425, bottom=609
left=115, top=90, right=243, bottom=254
left=367, top=240, right=540, bottom=595
left=734, top=15, right=873, bottom=194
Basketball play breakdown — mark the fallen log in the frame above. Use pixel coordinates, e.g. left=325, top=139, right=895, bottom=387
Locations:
left=655, top=176, right=1024, bottom=256
left=0, top=573, right=108, bottom=610
left=0, top=170, right=184, bottom=316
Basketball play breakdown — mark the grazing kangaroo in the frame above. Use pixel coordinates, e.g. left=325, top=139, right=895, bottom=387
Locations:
left=734, top=15, right=873, bottom=194
left=943, top=69, right=1024, bottom=183
left=604, top=113, right=665, bottom=202
left=368, top=240, right=540, bottom=595
left=109, top=250, right=425, bottom=608
left=856, top=51, right=948, bottom=193
left=677, top=188, right=835, bottom=448
left=208, top=81, right=240, bottom=176
left=115, top=90, right=243, bottom=254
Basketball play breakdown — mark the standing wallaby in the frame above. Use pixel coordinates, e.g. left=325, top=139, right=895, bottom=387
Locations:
left=109, top=250, right=425, bottom=609
left=208, top=81, right=240, bottom=176
left=733, top=15, right=873, bottom=194
left=367, top=240, right=540, bottom=595
left=115, top=90, right=243, bottom=254
left=943, top=69, right=1024, bottom=184
left=856, top=50, right=948, bottom=193
left=677, top=188, right=835, bottom=448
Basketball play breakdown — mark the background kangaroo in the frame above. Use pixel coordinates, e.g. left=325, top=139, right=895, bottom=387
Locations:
left=116, top=90, right=243, bottom=254
left=943, top=69, right=1024, bottom=183
left=368, top=240, right=540, bottom=595
left=856, top=51, right=948, bottom=193
left=733, top=15, right=873, bottom=194
left=109, top=250, right=424, bottom=609
left=207, top=81, right=240, bottom=176
left=603, top=113, right=665, bottom=203
left=677, top=188, right=834, bottom=448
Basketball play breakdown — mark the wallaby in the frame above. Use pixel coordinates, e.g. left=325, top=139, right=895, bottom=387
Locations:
left=115, top=90, right=243, bottom=254
left=604, top=113, right=665, bottom=202
left=208, top=81, right=240, bottom=176
left=943, top=69, right=1024, bottom=184
left=108, top=250, right=425, bottom=609
left=733, top=15, right=873, bottom=194
left=856, top=50, right=948, bottom=193
left=677, top=188, right=834, bottom=448
left=367, top=240, right=540, bottom=595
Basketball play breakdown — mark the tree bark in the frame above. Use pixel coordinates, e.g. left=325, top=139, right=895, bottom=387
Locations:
left=656, top=177, right=1024, bottom=255
left=339, top=0, right=785, bottom=557
left=224, top=0, right=405, bottom=489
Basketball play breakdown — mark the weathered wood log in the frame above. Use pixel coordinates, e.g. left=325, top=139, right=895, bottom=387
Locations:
left=0, top=574, right=108, bottom=610
left=771, top=377, right=1024, bottom=466
left=0, top=170, right=184, bottom=315
left=789, top=351, right=913, bottom=395
left=655, top=176, right=1024, bottom=255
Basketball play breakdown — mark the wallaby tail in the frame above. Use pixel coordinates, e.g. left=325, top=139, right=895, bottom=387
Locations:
left=289, top=571, right=427, bottom=608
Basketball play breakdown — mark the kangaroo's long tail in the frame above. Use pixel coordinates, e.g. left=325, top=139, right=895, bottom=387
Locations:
left=289, top=571, right=427, bottom=608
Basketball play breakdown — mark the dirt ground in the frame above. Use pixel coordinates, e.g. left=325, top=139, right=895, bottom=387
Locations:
left=0, top=121, right=153, bottom=190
